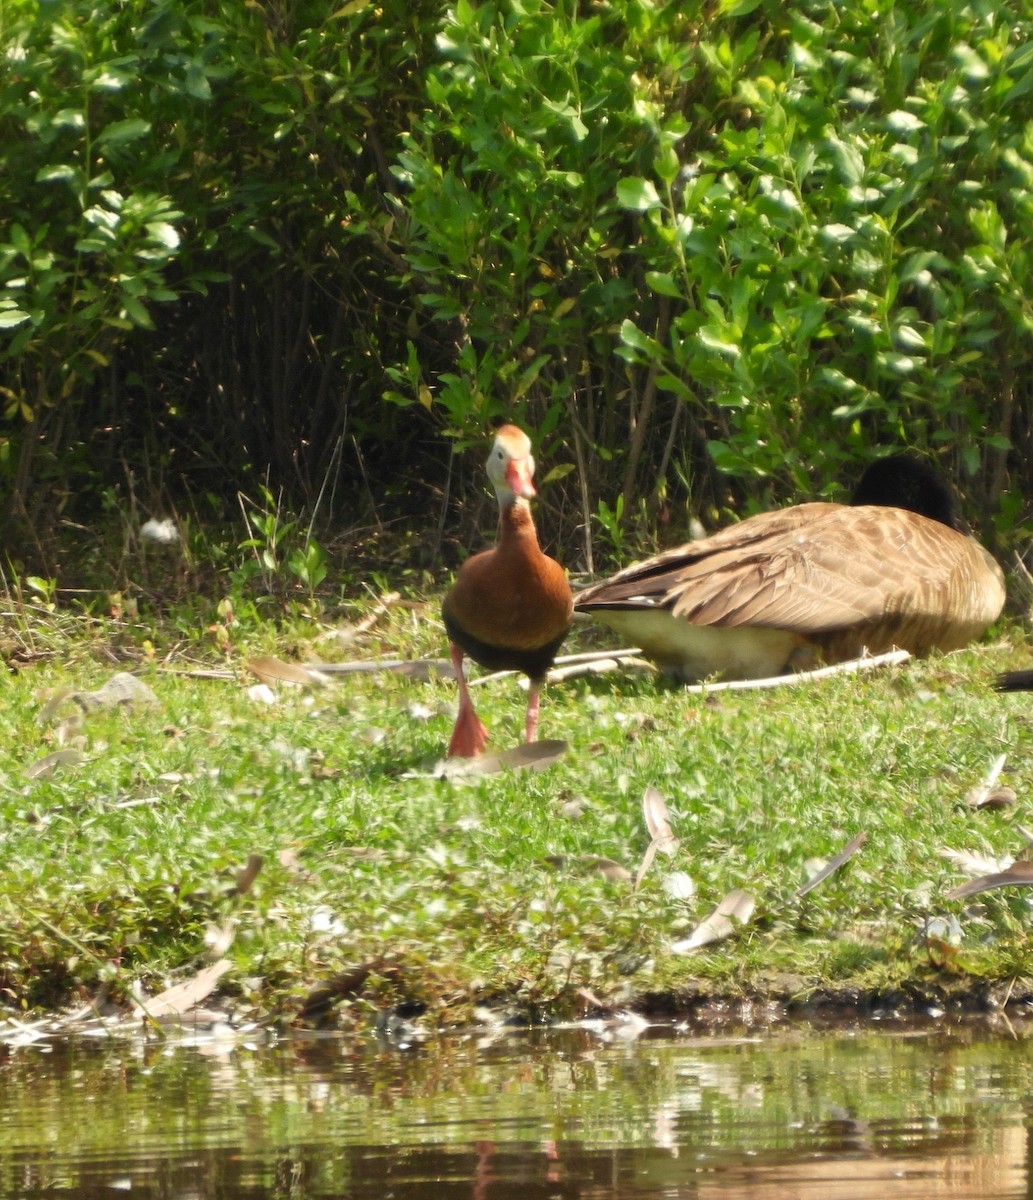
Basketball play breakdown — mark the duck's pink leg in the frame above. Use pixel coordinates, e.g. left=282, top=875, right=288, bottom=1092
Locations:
left=524, top=681, right=541, bottom=744
left=447, top=643, right=488, bottom=758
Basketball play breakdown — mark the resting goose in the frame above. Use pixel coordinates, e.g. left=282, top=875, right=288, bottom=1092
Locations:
left=575, top=453, right=1005, bottom=682
left=442, top=423, right=573, bottom=756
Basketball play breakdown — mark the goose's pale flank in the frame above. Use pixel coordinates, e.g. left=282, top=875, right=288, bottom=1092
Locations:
left=442, top=424, right=573, bottom=757
left=575, top=453, right=1005, bottom=682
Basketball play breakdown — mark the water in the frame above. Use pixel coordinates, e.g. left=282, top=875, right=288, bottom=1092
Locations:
left=0, top=1021, right=1029, bottom=1198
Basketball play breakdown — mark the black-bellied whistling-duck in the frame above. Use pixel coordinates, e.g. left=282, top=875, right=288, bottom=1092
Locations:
left=442, top=423, right=573, bottom=757
left=575, top=453, right=1005, bottom=682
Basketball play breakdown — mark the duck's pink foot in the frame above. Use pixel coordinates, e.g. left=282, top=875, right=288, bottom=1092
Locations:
left=448, top=702, right=489, bottom=758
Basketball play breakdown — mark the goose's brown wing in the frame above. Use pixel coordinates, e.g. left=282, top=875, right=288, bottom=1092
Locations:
left=576, top=503, right=1003, bottom=635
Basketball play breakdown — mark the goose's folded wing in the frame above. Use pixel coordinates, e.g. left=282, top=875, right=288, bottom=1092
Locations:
left=577, top=505, right=988, bottom=634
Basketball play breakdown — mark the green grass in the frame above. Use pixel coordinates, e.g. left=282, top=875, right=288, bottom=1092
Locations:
left=2, top=594, right=1032, bottom=1024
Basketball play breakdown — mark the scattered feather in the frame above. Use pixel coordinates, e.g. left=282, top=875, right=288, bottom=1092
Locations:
left=967, top=786, right=1017, bottom=811
left=544, top=854, right=632, bottom=882
left=247, top=656, right=328, bottom=688
left=663, top=871, right=696, bottom=901
left=137, top=960, right=232, bottom=1019
left=635, top=786, right=681, bottom=889
left=994, top=667, right=1033, bottom=692
left=77, top=673, right=158, bottom=711
left=204, top=920, right=237, bottom=959
left=25, top=748, right=85, bottom=780
left=798, top=831, right=867, bottom=897
left=38, top=673, right=157, bottom=722
left=247, top=683, right=278, bottom=705
left=947, top=860, right=1033, bottom=900
left=964, top=753, right=1008, bottom=809
left=435, top=739, right=568, bottom=779
left=940, top=847, right=1014, bottom=877
left=140, top=517, right=180, bottom=545
left=642, top=787, right=679, bottom=854
left=670, top=889, right=756, bottom=953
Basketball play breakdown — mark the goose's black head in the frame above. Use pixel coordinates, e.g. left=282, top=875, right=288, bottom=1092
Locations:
left=850, top=453, right=966, bottom=533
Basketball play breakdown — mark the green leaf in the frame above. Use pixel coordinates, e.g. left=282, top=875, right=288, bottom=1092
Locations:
left=121, top=296, right=153, bottom=329
left=35, top=164, right=78, bottom=184
left=826, top=136, right=864, bottom=187
left=645, top=271, right=683, bottom=299
left=0, top=310, right=31, bottom=329
left=541, top=463, right=575, bottom=484
left=616, top=177, right=661, bottom=211
left=97, top=118, right=151, bottom=148
left=699, top=326, right=740, bottom=357
left=146, top=222, right=181, bottom=249
left=184, top=62, right=212, bottom=101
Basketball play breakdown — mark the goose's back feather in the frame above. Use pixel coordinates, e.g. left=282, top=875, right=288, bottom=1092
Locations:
left=575, top=499, right=1004, bottom=681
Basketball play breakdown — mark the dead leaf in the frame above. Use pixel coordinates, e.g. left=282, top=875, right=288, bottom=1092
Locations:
left=25, top=748, right=85, bottom=780
left=670, top=889, right=756, bottom=953
left=436, top=739, right=568, bottom=778
left=137, top=959, right=232, bottom=1018
left=247, top=656, right=328, bottom=687
left=544, top=854, right=632, bottom=882
left=325, top=591, right=401, bottom=643
left=234, top=854, right=264, bottom=895
left=947, top=860, right=1033, bottom=900
left=798, top=831, right=867, bottom=897
left=297, top=959, right=386, bottom=1022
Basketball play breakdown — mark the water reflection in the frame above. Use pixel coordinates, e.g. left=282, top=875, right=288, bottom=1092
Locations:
left=0, top=1023, right=1029, bottom=1198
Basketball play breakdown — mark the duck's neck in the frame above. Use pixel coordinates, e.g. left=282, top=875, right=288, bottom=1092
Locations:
left=498, top=498, right=540, bottom=554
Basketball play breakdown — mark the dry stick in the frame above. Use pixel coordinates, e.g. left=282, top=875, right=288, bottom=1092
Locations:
left=469, top=646, right=647, bottom=688
left=433, top=437, right=456, bottom=566
left=351, top=434, right=383, bottom=535
left=570, top=406, right=595, bottom=577
left=677, top=649, right=911, bottom=693
left=654, top=396, right=683, bottom=496
left=547, top=656, right=656, bottom=684
left=621, top=296, right=672, bottom=513
left=539, top=652, right=911, bottom=691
